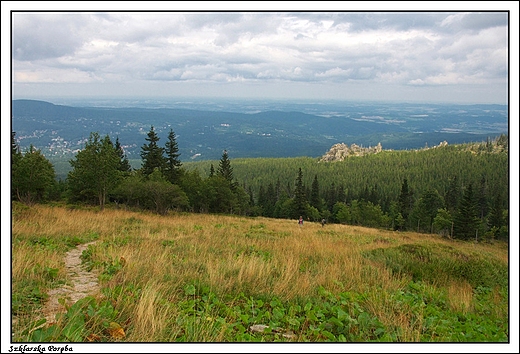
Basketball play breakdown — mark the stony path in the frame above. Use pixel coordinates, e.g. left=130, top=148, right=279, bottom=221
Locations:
left=42, top=241, right=99, bottom=324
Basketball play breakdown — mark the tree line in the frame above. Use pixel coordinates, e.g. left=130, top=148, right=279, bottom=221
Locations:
left=11, top=129, right=509, bottom=242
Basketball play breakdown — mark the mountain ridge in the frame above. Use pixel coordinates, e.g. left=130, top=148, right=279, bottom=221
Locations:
left=11, top=99, right=508, bottom=162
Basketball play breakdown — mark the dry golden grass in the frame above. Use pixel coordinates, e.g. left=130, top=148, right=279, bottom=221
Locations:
left=447, top=280, right=474, bottom=314
left=9, top=205, right=466, bottom=295
left=11, top=204, right=509, bottom=342
left=129, top=282, right=174, bottom=341
left=12, top=241, right=65, bottom=283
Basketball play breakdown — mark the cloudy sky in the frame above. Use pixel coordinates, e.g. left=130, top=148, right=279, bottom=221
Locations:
left=4, top=3, right=516, bottom=105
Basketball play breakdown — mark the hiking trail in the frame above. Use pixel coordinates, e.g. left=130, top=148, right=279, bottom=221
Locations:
left=42, top=241, right=99, bottom=324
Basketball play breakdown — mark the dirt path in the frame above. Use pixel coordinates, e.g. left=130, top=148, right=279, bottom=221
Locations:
left=42, top=241, right=100, bottom=324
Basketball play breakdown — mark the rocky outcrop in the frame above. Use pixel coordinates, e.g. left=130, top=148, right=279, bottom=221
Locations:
left=320, top=142, right=383, bottom=162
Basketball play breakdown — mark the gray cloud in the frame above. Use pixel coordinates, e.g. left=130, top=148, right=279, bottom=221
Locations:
left=9, top=10, right=511, bottom=103
left=12, top=13, right=89, bottom=61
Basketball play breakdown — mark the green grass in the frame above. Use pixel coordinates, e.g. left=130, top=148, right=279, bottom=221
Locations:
left=11, top=204, right=509, bottom=343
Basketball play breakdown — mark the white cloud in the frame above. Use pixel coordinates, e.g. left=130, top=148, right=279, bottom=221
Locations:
left=8, top=10, right=512, bottom=103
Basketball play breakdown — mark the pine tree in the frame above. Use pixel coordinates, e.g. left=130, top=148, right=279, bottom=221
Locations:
left=477, top=174, right=488, bottom=220
left=310, top=174, right=321, bottom=211
left=217, top=150, right=237, bottom=189
left=115, top=136, right=132, bottom=173
left=140, top=126, right=166, bottom=177
left=337, top=184, right=347, bottom=204
left=11, top=131, right=21, bottom=165
left=488, top=191, right=507, bottom=239
left=398, top=178, right=411, bottom=221
left=326, top=182, right=337, bottom=212
left=164, top=128, right=182, bottom=184
left=257, top=184, right=267, bottom=213
left=369, top=184, right=379, bottom=205
left=293, top=167, right=308, bottom=219
left=248, top=185, right=255, bottom=207
left=453, top=182, right=480, bottom=240
left=445, top=175, right=460, bottom=214
left=415, top=188, right=444, bottom=233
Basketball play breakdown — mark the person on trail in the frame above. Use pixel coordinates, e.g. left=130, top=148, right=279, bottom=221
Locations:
left=321, top=218, right=326, bottom=227
left=298, top=216, right=304, bottom=227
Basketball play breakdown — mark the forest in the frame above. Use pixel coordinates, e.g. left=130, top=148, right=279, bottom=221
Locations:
left=11, top=127, right=509, bottom=242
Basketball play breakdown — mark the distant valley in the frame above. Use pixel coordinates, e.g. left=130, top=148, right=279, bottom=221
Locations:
left=11, top=99, right=508, bottom=165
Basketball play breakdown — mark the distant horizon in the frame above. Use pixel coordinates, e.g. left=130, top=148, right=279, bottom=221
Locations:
left=10, top=95, right=510, bottom=107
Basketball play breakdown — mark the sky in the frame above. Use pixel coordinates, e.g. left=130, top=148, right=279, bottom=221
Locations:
left=3, top=2, right=518, bottom=105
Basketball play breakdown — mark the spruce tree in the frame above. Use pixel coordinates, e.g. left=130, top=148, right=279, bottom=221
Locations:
left=164, top=128, right=182, bottom=184
left=293, top=167, right=308, bottom=219
left=398, top=178, right=411, bottom=221
left=337, top=184, right=347, bottom=204
left=11, top=131, right=21, bottom=165
left=445, top=176, right=460, bottom=214
left=487, top=191, right=507, bottom=239
left=310, top=174, right=321, bottom=211
left=415, top=188, right=444, bottom=233
left=477, top=174, right=488, bottom=220
left=257, top=184, right=267, bottom=213
left=326, top=182, right=337, bottom=212
left=453, top=182, right=480, bottom=240
left=115, top=136, right=132, bottom=173
left=140, top=126, right=166, bottom=177
left=217, top=150, right=237, bottom=189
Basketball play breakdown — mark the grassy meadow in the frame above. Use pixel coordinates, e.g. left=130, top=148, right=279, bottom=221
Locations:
left=11, top=203, right=509, bottom=343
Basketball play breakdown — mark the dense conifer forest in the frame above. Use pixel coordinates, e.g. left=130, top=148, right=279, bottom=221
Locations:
left=11, top=128, right=509, bottom=242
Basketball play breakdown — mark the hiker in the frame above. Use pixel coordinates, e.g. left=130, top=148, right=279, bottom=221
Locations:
left=298, top=216, right=304, bottom=227
left=321, top=218, right=326, bottom=227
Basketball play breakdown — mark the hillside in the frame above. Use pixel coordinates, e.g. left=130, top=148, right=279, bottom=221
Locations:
left=184, top=140, right=508, bottom=204
left=11, top=99, right=508, bottom=164
left=11, top=204, right=509, bottom=342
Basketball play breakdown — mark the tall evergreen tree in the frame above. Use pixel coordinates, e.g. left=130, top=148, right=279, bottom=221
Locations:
left=115, top=136, right=132, bottom=173
left=477, top=174, right=488, bottom=220
left=205, top=175, right=236, bottom=214
left=259, top=182, right=277, bottom=217
left=487, top=190, right=507, bottom=240
left=488, top=191, right=504, bottom=230
left=164, top=128, right=182, bottom=184
left=11, top=131, right=21, bottom=165
left=275, top=178, right=281, bottom=200
left=310, top=174, right=321, bottom=211
left=453, top=182, right=480, bottom=240
left=414, top=188, right=444, bottom=233
left=326, top=182, right=337, bottom=212
left=445, top=175, right=461, bottom=214
left=247, top=185, right=255, bottom=207
left=337, top=184, right=347, bottom=204
left=293, top=167, right=308, bottom=219
left=257, top=184, right=267, bottom=214
left=398, top=178, right=412, bottom=221
left=140, top=126, right=166, bottom=177
left=217, top=150, right=237, bottom=189
left=360, top=185, right=370, bottom=202
left=368, top=184, right=379, bottom=205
